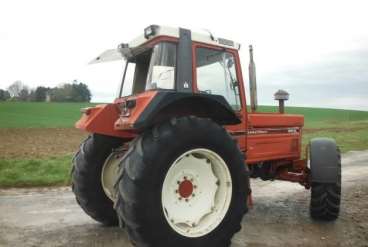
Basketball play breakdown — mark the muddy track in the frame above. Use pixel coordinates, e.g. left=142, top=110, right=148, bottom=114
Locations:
left=0, top=151, right=367, bottom=247
left=0, top=128, right=86, bottom=159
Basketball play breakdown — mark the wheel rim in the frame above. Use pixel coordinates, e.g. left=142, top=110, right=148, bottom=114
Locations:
left=161, top=148, right=233, bottom=238
left=101, top=149, right=125, bottom=201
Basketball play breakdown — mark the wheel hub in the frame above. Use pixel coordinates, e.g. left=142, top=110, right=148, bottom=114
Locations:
left=161, top=148, right=232, bottom=238
left=178, top=177, right=195, bottom=199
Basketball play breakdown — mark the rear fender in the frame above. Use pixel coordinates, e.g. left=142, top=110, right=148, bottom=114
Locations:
left=114, top=91, right=241, bottom=130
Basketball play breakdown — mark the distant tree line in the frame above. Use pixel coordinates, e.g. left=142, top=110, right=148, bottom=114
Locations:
left=0, top=80, right=91, bottom=102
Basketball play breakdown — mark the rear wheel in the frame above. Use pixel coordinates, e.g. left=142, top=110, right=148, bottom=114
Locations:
left=71, top=134, right=124, bottom=226
left=115, top=116, right=249, bottom=247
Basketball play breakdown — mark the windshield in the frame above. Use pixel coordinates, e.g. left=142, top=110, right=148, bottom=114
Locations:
left=118, top=42, right=177, bottom=97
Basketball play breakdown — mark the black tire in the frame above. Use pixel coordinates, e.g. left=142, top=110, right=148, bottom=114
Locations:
left=310, top=148, right=341, bottom=221
left=115, top=116, right=249, bottom=247
left=71, top=133, right=124, bottom=226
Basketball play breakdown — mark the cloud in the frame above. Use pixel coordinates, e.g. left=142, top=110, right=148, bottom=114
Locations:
left=256, top=49, right=368, bottom=110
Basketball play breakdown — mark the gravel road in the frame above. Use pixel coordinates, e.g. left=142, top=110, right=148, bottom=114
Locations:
left=1, top=150, right=367, bottom=247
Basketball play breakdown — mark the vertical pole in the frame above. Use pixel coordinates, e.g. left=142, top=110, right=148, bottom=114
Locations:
left=248, top=45, right=258, bottom=112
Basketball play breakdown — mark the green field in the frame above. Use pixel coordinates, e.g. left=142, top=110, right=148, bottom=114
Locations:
left=0, top=102, right=94, bottom=128
left=0, top=102, right=367, bottom=187
left=0, top=102, right=367, bottom=129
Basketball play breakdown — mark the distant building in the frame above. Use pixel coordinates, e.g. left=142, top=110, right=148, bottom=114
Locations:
left=45, top=92, right=51, bottom=102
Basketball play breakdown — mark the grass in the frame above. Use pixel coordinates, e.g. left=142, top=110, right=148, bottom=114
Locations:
left=0, top=102, right=367, bottom=187
left=0, top=101, right=94, bottom=128
left=0, top=155, right=72, bottom=188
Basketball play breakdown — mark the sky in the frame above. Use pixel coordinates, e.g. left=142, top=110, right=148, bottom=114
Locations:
left=0, top=0, right=367, bottom=110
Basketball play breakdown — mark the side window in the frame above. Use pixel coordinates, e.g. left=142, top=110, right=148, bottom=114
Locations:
left=146, top=42, right=177, bottom=90
left=196, top=48, right=241, bottom=111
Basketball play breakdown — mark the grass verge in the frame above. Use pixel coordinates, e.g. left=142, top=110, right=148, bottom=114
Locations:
left=0, top=155, right=72, bottom=188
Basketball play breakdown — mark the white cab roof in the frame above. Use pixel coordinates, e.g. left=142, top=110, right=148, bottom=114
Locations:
left=90, top=25, right=241, bottom=64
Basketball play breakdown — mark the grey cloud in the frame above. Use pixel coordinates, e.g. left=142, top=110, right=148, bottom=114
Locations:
left=257, top=49, right=368, bottom=110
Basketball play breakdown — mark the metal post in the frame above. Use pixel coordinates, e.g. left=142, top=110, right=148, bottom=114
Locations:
left=248, top=45, right=258, bottom=112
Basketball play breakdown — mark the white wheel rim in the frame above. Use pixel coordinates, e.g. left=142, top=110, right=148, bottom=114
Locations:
left=101, top=149, right=125, bottom=201
left=161, top=148, right=233, bottom=238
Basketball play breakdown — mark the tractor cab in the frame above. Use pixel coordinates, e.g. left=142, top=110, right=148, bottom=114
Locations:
left=90, top=25, right=243, bottom=111
left=81, top=25, right=304, bottom=164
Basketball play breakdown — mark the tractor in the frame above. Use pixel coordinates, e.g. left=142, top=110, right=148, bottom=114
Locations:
left=71, top=25, right=341, bottom=247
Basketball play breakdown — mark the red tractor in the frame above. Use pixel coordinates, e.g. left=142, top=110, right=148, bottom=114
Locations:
left=72, top=25, right=341, bottom=247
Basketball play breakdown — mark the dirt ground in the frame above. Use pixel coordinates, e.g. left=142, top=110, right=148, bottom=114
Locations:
left=0, top=151, right=367, bottom=247
left=0, top=128, right=86, bottom=158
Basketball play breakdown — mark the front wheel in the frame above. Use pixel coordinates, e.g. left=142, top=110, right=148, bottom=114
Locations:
left=115, top=117, right=249, bottom=247
left=309, top=138, right=341, bottom=221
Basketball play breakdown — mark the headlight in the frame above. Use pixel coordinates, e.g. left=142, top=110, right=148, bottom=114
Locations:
left=144, top=25, right=159, bottom=39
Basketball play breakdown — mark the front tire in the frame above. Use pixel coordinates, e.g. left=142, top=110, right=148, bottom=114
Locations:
left=71, top=134, right=123, bottom=226
left=309, top=139, right=341, bottom=221
left=115, top=117, right=249, bottom=247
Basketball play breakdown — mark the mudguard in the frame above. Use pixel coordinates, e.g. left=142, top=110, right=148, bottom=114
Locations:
left=76, top=91, right=240, bottom=137
left=309, top=138, right=340, bottom=183
left=131, top=91, right=241, bottom=129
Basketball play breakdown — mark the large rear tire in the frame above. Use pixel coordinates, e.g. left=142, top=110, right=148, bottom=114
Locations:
left=71, top=134, right=123, bottom=226
left=115, top=116, right=249, bottom=247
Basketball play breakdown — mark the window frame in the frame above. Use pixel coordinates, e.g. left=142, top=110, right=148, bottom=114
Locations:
left=117, top=37, right=179, bottom=98
left=192, top=43, right=244, bottom=112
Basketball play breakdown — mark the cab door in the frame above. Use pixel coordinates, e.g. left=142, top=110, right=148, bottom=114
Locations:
left=192, top=43, right=247, bottom=152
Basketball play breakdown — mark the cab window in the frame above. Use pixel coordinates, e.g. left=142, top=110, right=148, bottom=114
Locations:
left=196, top=47, right=241, bottom=111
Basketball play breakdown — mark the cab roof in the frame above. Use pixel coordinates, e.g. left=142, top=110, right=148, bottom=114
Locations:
left=90, top=25, right=241, bottom=64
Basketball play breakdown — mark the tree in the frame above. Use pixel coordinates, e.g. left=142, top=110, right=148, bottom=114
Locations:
left=18, top=87, right=30, bottom=101
left=49, top=81, right=91, bottom=102
left=7, top=80, right=24, bottom=98
left=0, top=89, right=10, bottom=101
left=34, top=86, right=49, bottom=101
left=72, top=82, right=91, bottom=102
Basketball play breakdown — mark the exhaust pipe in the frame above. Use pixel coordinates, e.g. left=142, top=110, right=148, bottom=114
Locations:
left=248, top=45, right=258, bottom=112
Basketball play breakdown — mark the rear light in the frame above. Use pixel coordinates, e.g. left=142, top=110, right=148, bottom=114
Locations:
left=119, top=99, right=136, bottom=117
